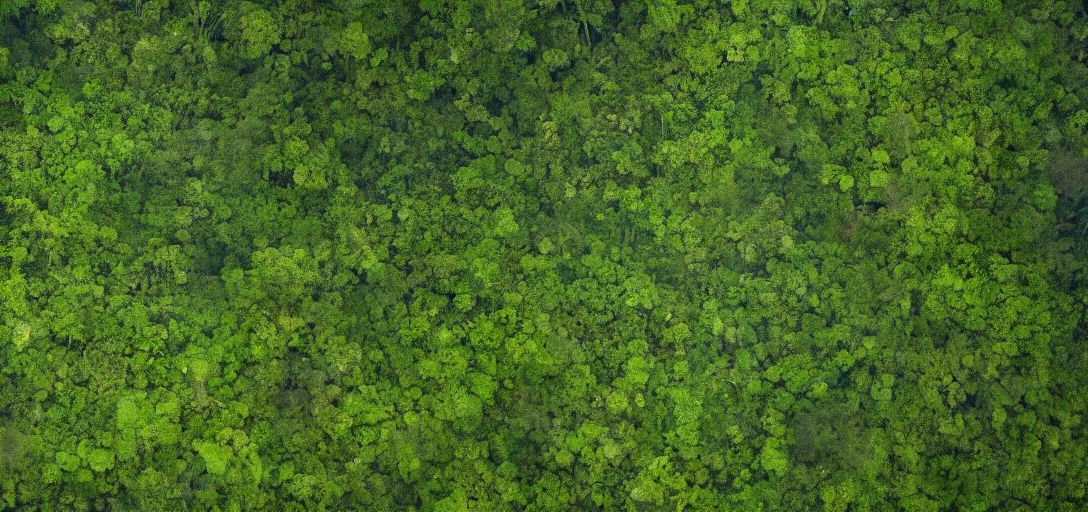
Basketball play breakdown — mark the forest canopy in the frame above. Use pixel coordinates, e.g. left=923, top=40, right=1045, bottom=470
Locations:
left=2, top=0, right=1088, bottom=510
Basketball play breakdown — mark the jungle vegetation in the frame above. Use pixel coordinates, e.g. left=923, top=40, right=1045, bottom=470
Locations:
left=2, top=0, right=1088, bottom=510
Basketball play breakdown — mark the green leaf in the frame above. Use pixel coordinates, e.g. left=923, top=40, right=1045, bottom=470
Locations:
left=87, top=449, right=115, bottom=473
left=839, top=174, right=855, bottom=191
left=194, top=441, right=232, bottom=476
left=869, top=170, right=889, bottom=188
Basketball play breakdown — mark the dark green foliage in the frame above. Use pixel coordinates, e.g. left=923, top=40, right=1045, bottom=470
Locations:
left=2, top=0, right=1088, bottom=510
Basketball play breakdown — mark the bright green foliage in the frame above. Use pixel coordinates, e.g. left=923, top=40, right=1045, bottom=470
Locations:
left=1, top=1, right=1088, bottom=510
left=193, top=441, right=232, bottom=476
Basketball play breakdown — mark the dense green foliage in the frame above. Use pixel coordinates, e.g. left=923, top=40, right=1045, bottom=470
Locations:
left=3, top=0, right=1088, bottom=510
